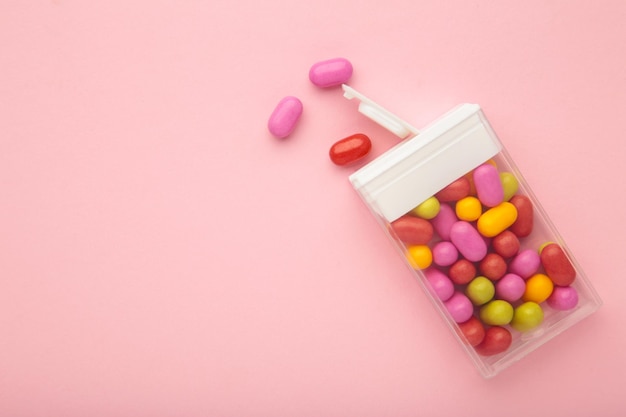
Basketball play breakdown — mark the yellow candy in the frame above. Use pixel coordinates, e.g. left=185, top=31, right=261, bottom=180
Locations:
left=406, top=245, right=433, bottom=270
left=412, top=196, right=440, bottom=220
left=455, top=196, right=482, bottom=221
left=477, top=202, right=518, bottom=237
left=522, top=273, right=554, bottom=303
left=500, top=172, right=519, bottom=201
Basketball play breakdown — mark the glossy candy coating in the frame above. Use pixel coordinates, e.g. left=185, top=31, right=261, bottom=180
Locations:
left=523, top=273, right=554, bottom=303
left=329, top=133, right=371, bottom=166
left=510, top=302, right=544, bottom=332
left=477, top=202, right=518, bottom=238
left=450, top=221, right=488, bottom=262
left=509, top=195, right=533, bottom=237
left=436, top=177, right=471, bottom=202
left=455, top=196, right=482, bottom=221
left=444, top=292, right=474, bottom=323
left=509, top=249, right=541, bottom=279
left=390, top=215, right=434, bottom=245
left=473, top=163, right=504, bottom=207
left=496, top=273, right=526, bottom=302
left=458, top=316, right=485, bottom=347
left=432, top=241, right=459, bottom=266
left=492, top=230, right=520, bottom=258
left=424, top=268, right=455, bottom=301
left=412, top=196, right=441, bottom=220
left=268, top=96, right=303, bottom=138
left=309, top=57, right=353, bottom=87
left=540, top=243, right=576, bottom=286
left=500, top=172, right=519, bottom=201
left=466, top=276, right=495, bottom=305
left=406, top=245, right=433, bottom=270
left=547, top=286, right=579, bottom=310
left=449, top=259, right=477, bottom=285
left=475, top=327, right=512, bottom=356
left=431, top=204, right=457, bottom=240
left=479, top=253, right=507, bottom=281
left=479, top=300, right=514, bottom=326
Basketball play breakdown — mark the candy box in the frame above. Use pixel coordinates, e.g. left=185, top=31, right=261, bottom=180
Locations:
left=343, top=85, right=602, bottom=378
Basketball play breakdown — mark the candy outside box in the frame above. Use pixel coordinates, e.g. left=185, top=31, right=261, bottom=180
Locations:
left=343, top=85, right=602, bottom=378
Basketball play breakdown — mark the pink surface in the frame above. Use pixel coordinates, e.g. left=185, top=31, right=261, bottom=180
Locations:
left=1, top=1, right=625, bottom=416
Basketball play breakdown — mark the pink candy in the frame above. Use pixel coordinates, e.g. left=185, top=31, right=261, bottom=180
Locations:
left=268, top=96, right=303, bottom=138
left=431, top=204, right=457, bottom=241
left=444, top=292, right=474, bottom=323
left=449, top=221, right=487, bottom=262
left=547, top=286, right=579, bottom=310
left=432, top=241, right=459, bottom=266
left=309, top=57, right=353, bottom=88
left=495, top=273, right=526, bottom=302
left=508, top=249, right=541, bottom=279
left=425, top=268, right=454, bottom=301
left=473, top=164, right=504, bottom=207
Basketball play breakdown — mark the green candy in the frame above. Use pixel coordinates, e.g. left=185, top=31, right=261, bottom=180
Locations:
left=511, top=302, right=544, bottom=332
left=500, top=172, right=519, bottom=201
left=466, top=276, right=495, bottom=306
left=480, top=300, right=514, bottom=326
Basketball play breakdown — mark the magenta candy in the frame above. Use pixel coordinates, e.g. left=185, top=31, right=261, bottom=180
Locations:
left=309, top=57, right=353, bottom=88
left=547, top=286, right=579, bottom=310
left=432, top=241, right=459, bottom=266
left=267, top=96, right=303, bottom=138
left=473, top=164, right=504, bottom=207
left=431, top=204, right=457, bottom=240
left=495, top=273, right=526, bottom=302
left=509, top=249, right=541, bottom=279
left=444, top=291, right=474, bottom=323
left=424, top=268, right=454, bottom=301
left=449, top=221, right=487, bottom=262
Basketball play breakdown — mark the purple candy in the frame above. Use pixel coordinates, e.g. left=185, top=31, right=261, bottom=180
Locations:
left=432, top=241, right=459, bottom=267
left=424, top=268, right=454, bottom=301
left=509, top=249, right=541, bottom=279
left=495, top=273, right=526, bottom=302
left=444, top=291, right=474, bottom=323
left=547, top=286, right=579, bottom=310
left=431, top=204, right=457, bottom=241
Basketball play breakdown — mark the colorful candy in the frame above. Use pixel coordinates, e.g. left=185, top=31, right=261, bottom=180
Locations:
left=473, top=163, right=504, bottom=207
left=450, top=221, right=487, bottom=262
left=390, top=215, right=433, bottom=245
left=458, top=316, right=485, bottom=347
left=432, top=241, right=459, bottom=266
left=476, top=202, right=518, bottom=237
left=510, top=302, right=544, bottom=332
left=479, top=253, right=507, bottom=281
left=329, top=133, right=372, bottom=166
left=267, top=96, right=303, bottom=138
left=509, top=195, right=533, bottom=237
left=424, top=268, right=454, bottom=301
left=479, top=300, right=514, bottom=326
left=500, top=172, right=519, bottom=201
left=436, top=177, right=471, bottom=202
left=540, top=243, right=576, bottom=286
left=309, top=57, right=353, bottom=88
left=547, top=286, right=579, bottom=310
left=466, top=276, right=495, bottom=305
left=431, top=204, right=457, bottom=240
left=444, top=292, right=474, bottom=323
left=475, top=327, right=512, bottom=356
left=508, top=249, right=541, bottom=279
left=412, top=196, right=441, bottom=220
left=495, top=273, right=526, bottom=302
left=406, top=245, right=432, bottom=270
left=455, top=196, right=482, bottom=221
left=491, top=230, right=520, bottom=258
left=448, top=259, right=477, bottom=285
left=522, top=273, right=554, bottom=303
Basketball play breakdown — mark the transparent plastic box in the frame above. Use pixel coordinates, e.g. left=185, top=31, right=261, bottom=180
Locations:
left=343, top=86, right=602, bottom=378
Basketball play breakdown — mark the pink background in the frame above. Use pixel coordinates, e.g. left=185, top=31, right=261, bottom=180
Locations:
left=1, top=1, right=625, bottom=416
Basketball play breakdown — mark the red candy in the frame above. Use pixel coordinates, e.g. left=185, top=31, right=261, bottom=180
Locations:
left=390, top=216, right=434, bottom=245
left=479, top=253, right=507, bottom=281
left=491, top=230, right=520, bottom=258
left=449, top=259, right=477, bottom=285
left=475, top=326, right=512, bottom=356
left=436, top=177, right=471, bottom=202
left=540, top=243, right=576, bottom=286
left=329, top=133, right=372, bottom=166
left=458, top=316, right=486, bottom=347
left=509, top=195, right=533, bottom=237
